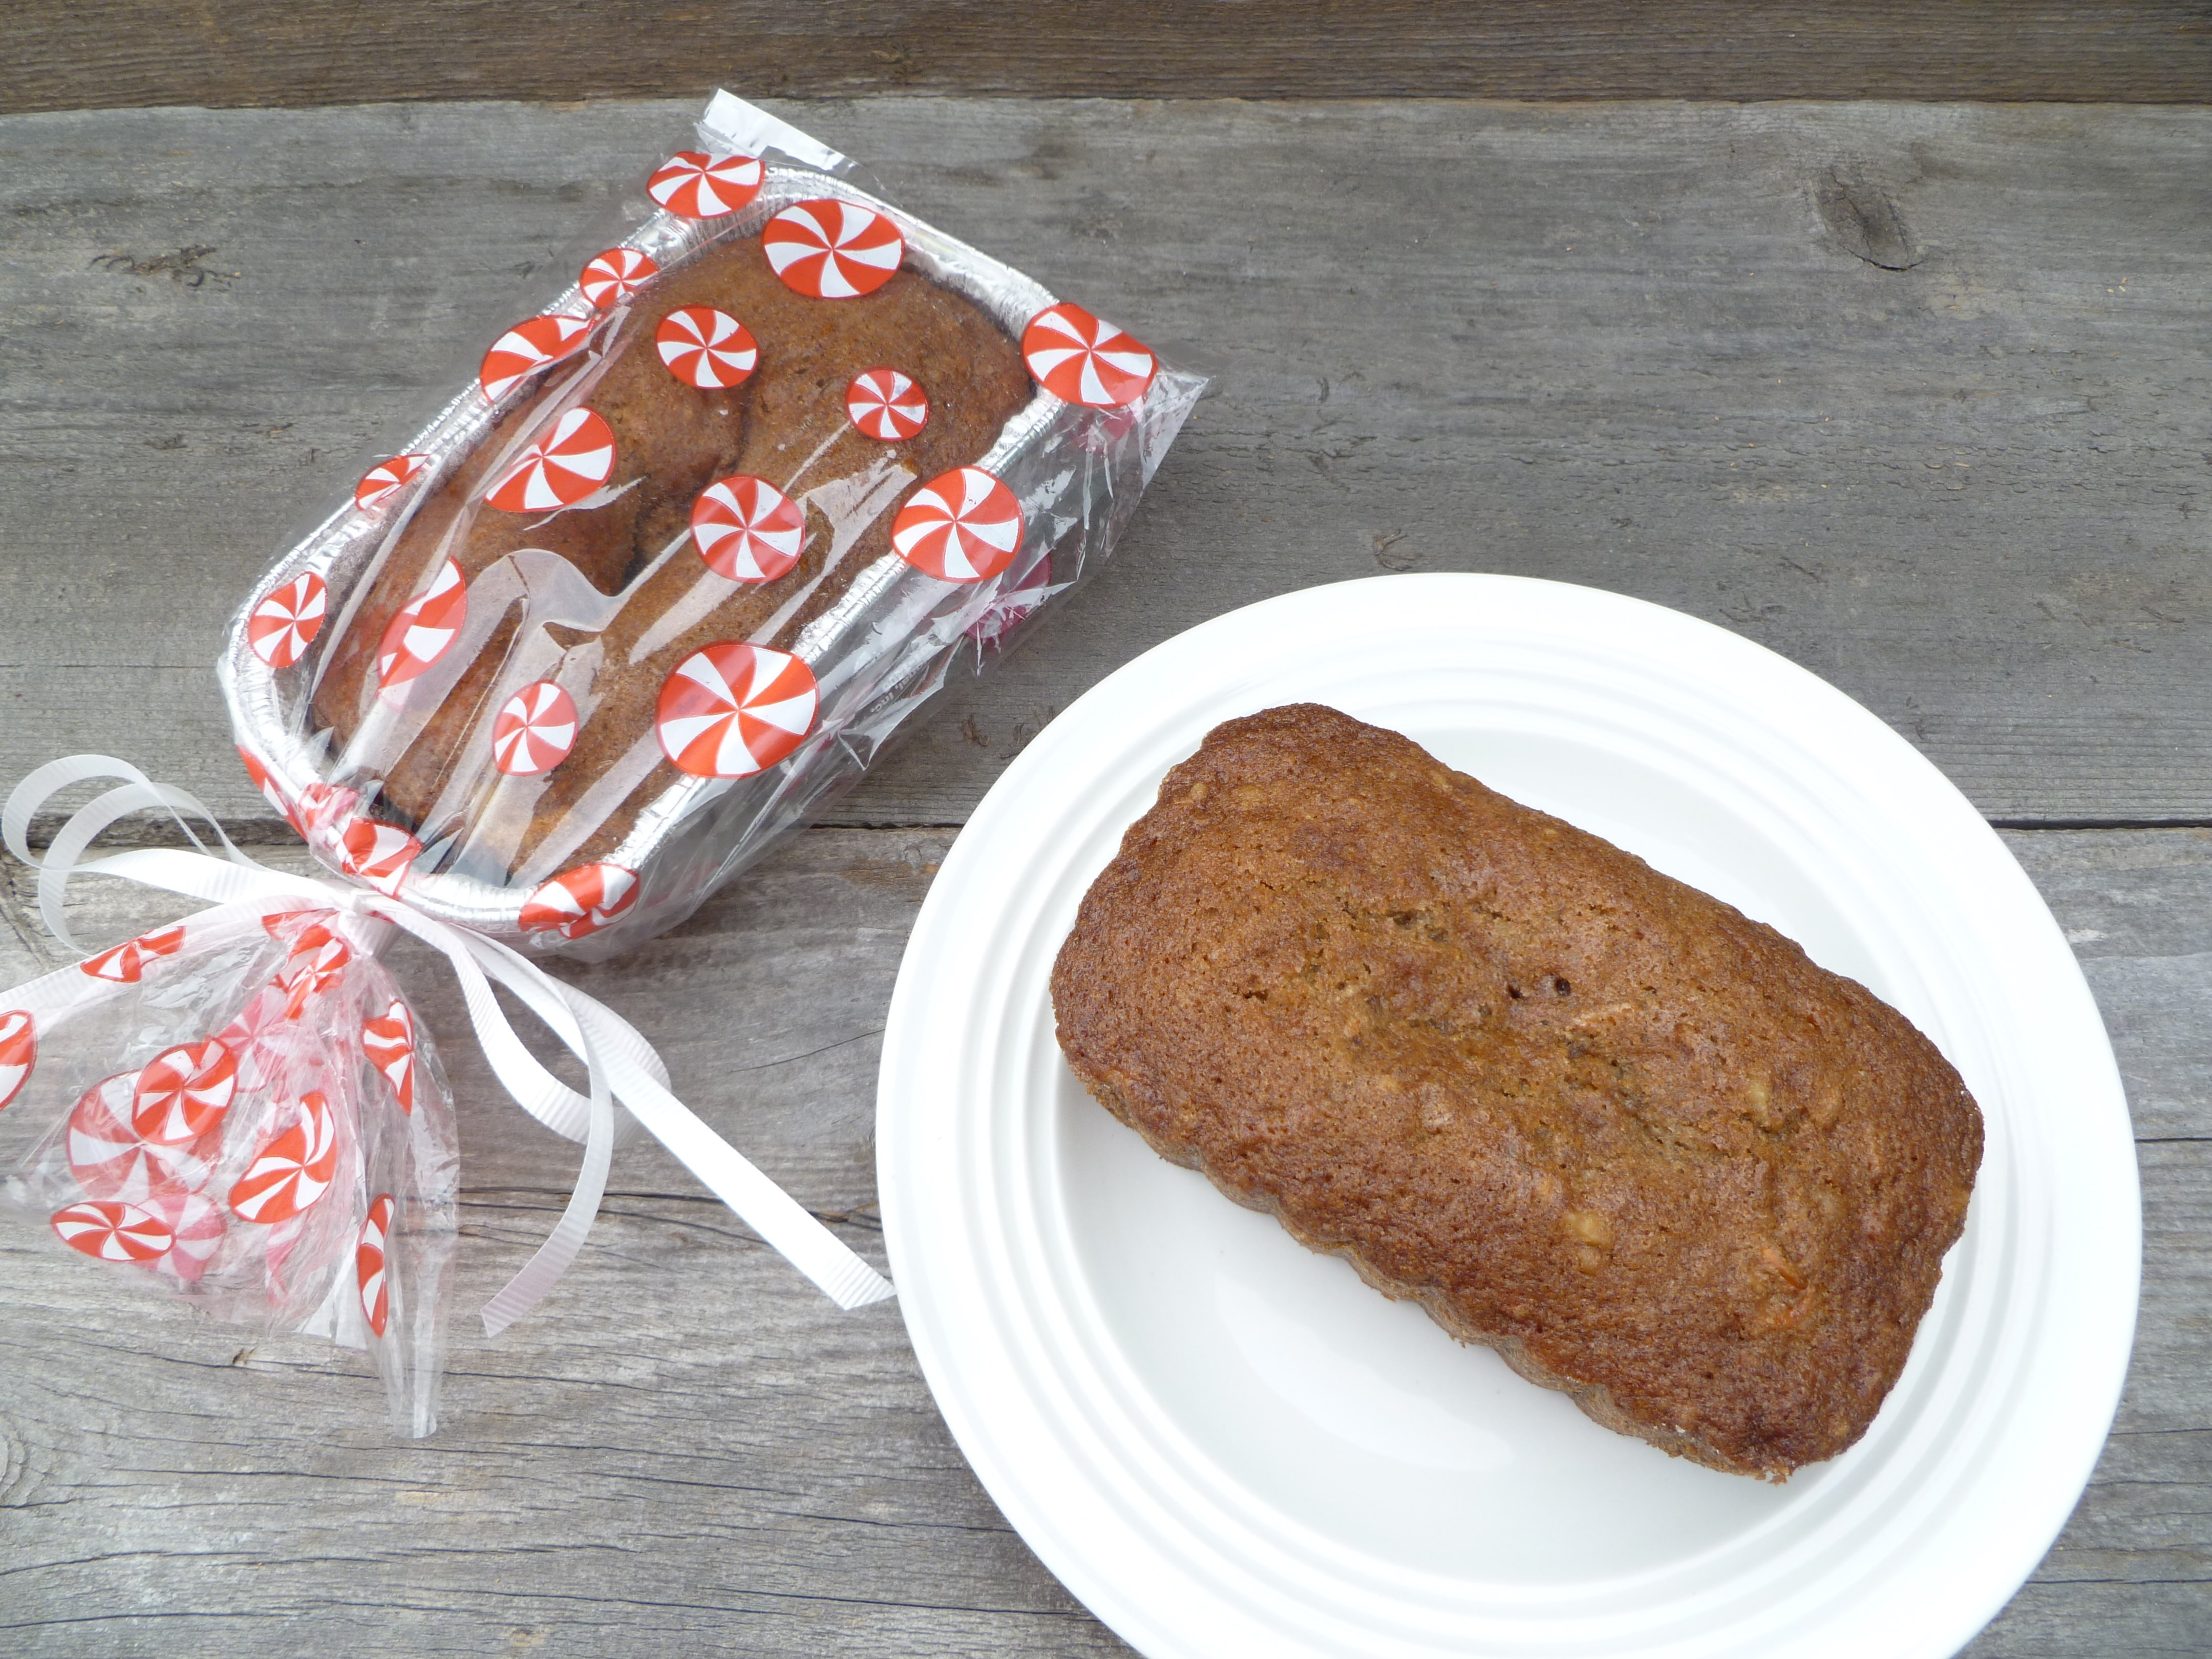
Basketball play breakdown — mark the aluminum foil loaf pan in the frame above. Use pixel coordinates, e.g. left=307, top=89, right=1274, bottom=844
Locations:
left=220, top=94, right=1206, bottom=959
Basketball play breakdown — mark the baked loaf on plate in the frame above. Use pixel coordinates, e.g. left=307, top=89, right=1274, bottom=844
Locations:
left=1050, top=704, right=1984, bottom=1480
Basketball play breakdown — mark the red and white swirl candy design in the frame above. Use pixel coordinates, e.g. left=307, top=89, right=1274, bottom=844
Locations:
left=0, top=1009, right=33, bottom=1112
left=80, top=925, right=185, bottom=985
left=144, top=1192, right=225, bottom=1282
left=485, top=407, right=616, bottom=513
left=846, top=368, right=928, bottom=440
left=648, top=151, right=763, bottom=219
left=248, top=573, right=327, bottom=669
left=132, top=1038, right=237, bottom=1144
left=519, top=863, right=641, bottom=940
left=357, top=1193, right=396, bottom=1336
left=891, top=466, right=1024, bottom=582
left=655, top=306, right=758, bottom=390
left=656, top=643, right=819, bottom=779
left=479, top=313, right=594, bottom=402
left=277, top=924, right=352, bottom=1017
left=1022, top=302, right=1159, bottom=408
left=363, top=1000, right=416, bottom=1114
left=237, top=746, right=303, bottom=835
left=219, top=985, right=297, bottom=1094
left=376, top=558, right=467, bottom=693
left=229, top=1091, right=341, bottom=1224
left=762, top=200, right=904, bottom=300
left=339, top=818, right=421, bottom=896
left=293, top=784, right=356, bottom=838
left=53, top=1199, right=174, bottom=1265
left=691, top=475, right=803, bottom=582
left=492, top=680, right=579, bottom=775
left=579, top=246, right=658, bottom=308
left=355, top=453, right=431, bottom=512
left=261, top=906, right=336, bottom=941
left=69, top=1073, right=208, bottom=1203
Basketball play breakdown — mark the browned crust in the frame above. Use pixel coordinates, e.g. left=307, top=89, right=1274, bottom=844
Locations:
left=1080, top=1070, right=1759, bottom=1477
left=1050, top=704, right=1984, bottom=1481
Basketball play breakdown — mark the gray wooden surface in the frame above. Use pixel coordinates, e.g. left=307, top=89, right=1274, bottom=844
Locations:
left=0, top=97, right=2205, bottom=1656
left=9, top=0, right=2210, bottom=110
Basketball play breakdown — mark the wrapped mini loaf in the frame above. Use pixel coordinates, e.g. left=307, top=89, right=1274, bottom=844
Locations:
left=224, top=96, right=1206, bottom=956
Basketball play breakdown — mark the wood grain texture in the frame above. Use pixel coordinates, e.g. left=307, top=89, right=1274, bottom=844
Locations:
left=0, top=95, right=2207, bottom=1655
left=0, top=826, right=2202, bottom=1656
left=0, top=99, right=2206, bottom=834
left=3, top=1, right=2208, bottom=113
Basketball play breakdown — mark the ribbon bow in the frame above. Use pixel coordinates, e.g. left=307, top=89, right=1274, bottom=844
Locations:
left=2, top=755, right=894, bottom=1332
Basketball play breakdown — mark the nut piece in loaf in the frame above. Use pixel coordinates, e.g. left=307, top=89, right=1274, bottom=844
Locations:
left=1050, top=703, right=1983, bottom=1480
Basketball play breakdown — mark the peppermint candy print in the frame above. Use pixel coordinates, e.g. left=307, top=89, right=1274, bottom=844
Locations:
left=355, top=453, right=431, bottom=512
left=492, top=680, right=579, bottom=775
left=656, top=644, right=820, bottom=779
left=235, top=744, right=275, bottom=795
left=0, top=1009, right=33, bottom=1112
left=648, top=150, right=763, bottom=219
left=278, top=924, right=352, bottom=1017
left=357, top=1194, right=396, bottom=1337
left=655, top=307, right=758, bottom=391
left=1022, top=302, right=1159, bottom=408
left=340, top=818, right=422, bottom=897
left=846, top=368, right=929, bottom=441
left=363, top=1000, right=416, bottom=1114
left=248, top=573, right=328, bottom=669
left=132, top=1038, right=237, bottom=1144
left=220, top=984, right=301, bottom=1093
left=69, top=1073, right=209, bottom=1203
left=485, top=407, right=616, bottom=514
left=376, top=558, right=467, bottom=692
left=260, top=906, right=337, bottom=940
left=519, top=863, right=641, bottom=941
left=579, top=246, right=658, bottom=309
left=479, top=313, right=594, bottom=402
left=293, top=783, right=356, bottom=838
left=691, top=475, right=804, bottom=582
left=80, top=924, right=185, bottom=985
left=891, top=466, right=1024, bottom=582
left=53, top=1199, right=173, bottom=1265
left=144, top=1192, right=225, bottom=1283
left=762, top=200, right=904, bottom=300
left=237, top=746, right=303, bottom=835
left=229, top=1091, right=341, bottom=1224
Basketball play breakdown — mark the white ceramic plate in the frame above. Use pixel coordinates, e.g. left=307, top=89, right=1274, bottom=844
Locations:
left=877, top=575, right=2139, bottom=1659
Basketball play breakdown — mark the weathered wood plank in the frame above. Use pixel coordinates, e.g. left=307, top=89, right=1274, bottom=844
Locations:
left=0, top=825, right=2204, bottom=1655
left=0, top=99, right=2206, bottom=833
left=3, top=1, right=2208, bottom=113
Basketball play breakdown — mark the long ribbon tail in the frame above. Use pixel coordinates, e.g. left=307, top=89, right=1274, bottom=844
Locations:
left=363, top=902, right=621, bottom=1334
left=563, top=981, right=896, bottom=1310
left=442, top=925, right=896, bottom=1318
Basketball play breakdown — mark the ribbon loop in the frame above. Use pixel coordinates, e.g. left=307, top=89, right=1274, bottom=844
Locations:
left=0, top=756, right=895, bottom=1332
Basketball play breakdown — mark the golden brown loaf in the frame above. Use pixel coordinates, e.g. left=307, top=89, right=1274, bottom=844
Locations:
left=311, top=233, right=1031, bottom=877
left=1050, top=704, right=1983, bottom=1479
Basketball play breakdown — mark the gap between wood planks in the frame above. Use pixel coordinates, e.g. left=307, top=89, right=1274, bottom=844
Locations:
left=4, top=0, right=2208, bottom=110
left=10, top=818, right=2210, bottom=852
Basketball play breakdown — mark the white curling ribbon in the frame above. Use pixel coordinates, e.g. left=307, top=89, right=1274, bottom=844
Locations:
left=1, top=755, right=895, bottom=1331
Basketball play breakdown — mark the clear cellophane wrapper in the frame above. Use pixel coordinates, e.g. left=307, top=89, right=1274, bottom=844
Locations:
left=0, top=904, right=457, bottom=1436
left=3, top=96, right=1199, bottom=1435
left=220, top=92, right=1208, bottom=960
